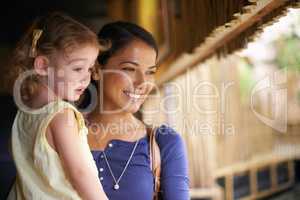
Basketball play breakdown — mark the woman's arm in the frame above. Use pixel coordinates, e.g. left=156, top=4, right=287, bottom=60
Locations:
left=158, top=127, right=190, bottom=200
left=48, top=108, right=108, bottom=200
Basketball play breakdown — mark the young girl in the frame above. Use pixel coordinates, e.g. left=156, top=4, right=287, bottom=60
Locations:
left=7, top=12, right=108, bottom=200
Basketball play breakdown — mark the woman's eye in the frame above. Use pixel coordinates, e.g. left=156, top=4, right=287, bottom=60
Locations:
left=122, top=67, right=135, bottom=72
left=146, top=70, right=156, bottom=75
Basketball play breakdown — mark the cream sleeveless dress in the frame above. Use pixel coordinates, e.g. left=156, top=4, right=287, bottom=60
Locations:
left=7, top=100, right=98, bottom=200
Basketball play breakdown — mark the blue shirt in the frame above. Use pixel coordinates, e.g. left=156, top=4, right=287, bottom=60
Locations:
left=91, top=125, right=190, bottom=200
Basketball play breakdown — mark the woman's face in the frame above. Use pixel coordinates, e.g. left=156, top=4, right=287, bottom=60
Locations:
left=100, top=40, right=157, bottom=114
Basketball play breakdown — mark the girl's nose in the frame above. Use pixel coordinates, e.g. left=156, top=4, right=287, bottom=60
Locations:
left=81, top=72, right=91, bottom=85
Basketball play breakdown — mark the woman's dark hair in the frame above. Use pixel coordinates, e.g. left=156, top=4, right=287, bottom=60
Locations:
left=97, top=21, right=158, bottom=65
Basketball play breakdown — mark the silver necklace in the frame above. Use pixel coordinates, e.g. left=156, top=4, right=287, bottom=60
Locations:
left=103, top=140, right=139, bottom=190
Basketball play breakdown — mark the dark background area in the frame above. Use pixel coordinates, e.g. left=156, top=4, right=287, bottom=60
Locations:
left=0, top=0, right=108, bottom=45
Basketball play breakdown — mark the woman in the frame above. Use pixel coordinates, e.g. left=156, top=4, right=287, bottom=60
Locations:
left=87, top=21, right=189, bottom=200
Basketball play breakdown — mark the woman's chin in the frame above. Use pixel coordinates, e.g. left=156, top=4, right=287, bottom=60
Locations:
left=121, top=101, right=142, bottom=113
left=128, top=107, right=141, bottom=114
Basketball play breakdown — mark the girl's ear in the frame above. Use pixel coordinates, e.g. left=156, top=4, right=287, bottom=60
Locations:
left=33, top=56, right=50, bottom=76
left=92, top=66, right=101, bottom=81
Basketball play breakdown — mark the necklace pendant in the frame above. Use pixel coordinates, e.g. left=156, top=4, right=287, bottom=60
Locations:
left=114, top=184, right=120, bottom=190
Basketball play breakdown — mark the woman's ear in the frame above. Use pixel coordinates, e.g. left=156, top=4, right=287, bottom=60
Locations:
left=33, top=56, right=49, bottom=76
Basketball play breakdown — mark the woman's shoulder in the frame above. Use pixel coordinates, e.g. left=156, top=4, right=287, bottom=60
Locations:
left=154, top=124, right=185, bottom=152
left=153, top=124, right=188, bottom=167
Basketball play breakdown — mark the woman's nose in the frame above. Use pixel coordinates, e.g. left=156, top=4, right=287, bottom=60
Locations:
left=134, top=70, right=146, bottom=88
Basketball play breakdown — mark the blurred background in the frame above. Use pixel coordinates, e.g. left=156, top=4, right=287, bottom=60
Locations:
left=1, top=1, right=300, bottom=200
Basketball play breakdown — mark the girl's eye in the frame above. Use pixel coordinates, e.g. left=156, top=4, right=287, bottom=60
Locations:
left=73, top=67, right=83, bottom=72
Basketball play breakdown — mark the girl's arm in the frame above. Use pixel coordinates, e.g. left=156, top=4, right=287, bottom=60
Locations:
left=48, top=108, right=108, bottom=200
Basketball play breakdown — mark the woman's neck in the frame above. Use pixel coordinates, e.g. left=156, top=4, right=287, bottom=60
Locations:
left=88, top=109, right=145, bottom=141
left=89, top=110, right=134, bottom=126
left=90, top=97, right=136, bottom=124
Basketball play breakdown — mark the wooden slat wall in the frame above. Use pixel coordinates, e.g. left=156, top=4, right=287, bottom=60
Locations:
left=142, top=54, right=300, bottom=188
left=143, top=57, right=221, bottom=188
left=214, top=55, right=275, bottom=169
left=171, top=0, right=252, bottom=54
left=140, top=1, right=300, bottom=196
left=157, top=0, right=300, bottom=85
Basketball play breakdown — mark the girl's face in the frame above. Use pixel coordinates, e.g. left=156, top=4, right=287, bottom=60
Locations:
left=48, top=45, right=99, bottom=101
left=100, top=40, right=157, bottom=113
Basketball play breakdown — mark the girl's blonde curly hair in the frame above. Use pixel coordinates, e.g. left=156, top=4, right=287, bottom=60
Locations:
left=7, top=12, right=102, bottom=101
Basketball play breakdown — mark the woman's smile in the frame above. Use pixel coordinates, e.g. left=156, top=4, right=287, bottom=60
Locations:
left=123, top=90, right=147, bottom=100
